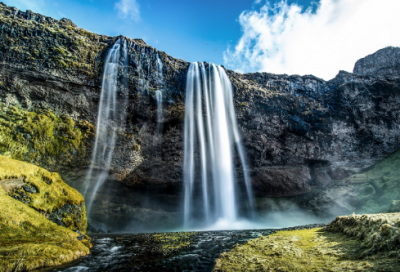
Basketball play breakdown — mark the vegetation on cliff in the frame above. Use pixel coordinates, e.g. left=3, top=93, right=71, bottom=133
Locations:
left=214, top=213, right=400, bottom=272
left=0, top=156, right=90, bottom=272
left=0, top=103, right=94, bottom=168
left=0, top=2, right=109, bottom=81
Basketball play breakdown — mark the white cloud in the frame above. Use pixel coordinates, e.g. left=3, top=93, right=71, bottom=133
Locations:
left=224, top=0, right=400, bottom=80
left=115, top=0, right=141, bottom=22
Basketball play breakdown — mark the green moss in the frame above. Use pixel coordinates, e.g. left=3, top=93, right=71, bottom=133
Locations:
left=148, top=232, right=195, bottom=255
left=0, top=103, right=94, bottom=167
left=0, top=155, right=87, bottom=232
left=0, top=183, right=90, bottom=272
left=57, top=59, right=69, bottom=68
left=133, top=144, right=141, bottom=151
left=54, top=45, right=66, bottom=56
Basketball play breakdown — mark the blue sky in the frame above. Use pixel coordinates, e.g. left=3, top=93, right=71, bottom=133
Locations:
left=6, top=0, right=400, bottom=79
left=6, top=0, right=312, bottom=65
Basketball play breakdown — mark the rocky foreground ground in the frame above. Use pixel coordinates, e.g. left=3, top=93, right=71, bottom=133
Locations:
left=213, top=213, right=400, bottom=272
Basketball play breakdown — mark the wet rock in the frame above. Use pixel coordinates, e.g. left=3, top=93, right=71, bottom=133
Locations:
left=76, top=230, right=85, bottom=240
left=23, top=184, right=37, bottom=193
left=48, top=203, right=85, bottom=231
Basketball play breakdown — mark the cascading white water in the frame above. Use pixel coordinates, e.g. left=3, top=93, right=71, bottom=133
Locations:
left=155, top=90, right=163, bottom=133
left=156, top=52, right=163, bottom=74
left=84, top=38, right=127, bottom=215
left=154, top=52, right=164, bottom=135
left=183, top=62, right=255, bottom=228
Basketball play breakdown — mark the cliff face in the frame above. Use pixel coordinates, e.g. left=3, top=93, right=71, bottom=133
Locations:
left=354, top=46, right=400, bottom=77
left=1, top=3, right=399, bottom=230
left=229, top=69, right=400, bottom=197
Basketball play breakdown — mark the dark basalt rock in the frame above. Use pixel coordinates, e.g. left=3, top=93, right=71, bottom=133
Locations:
left=354, top=46, right=400, bottom=77
left=48, top=203, right=85, bottom=231
left=0, top=3, right=399, bottom=229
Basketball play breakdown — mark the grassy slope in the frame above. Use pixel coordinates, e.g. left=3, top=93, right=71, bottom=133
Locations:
left=0, top=185, right=89, bottom=272
left=0, top=155, right=87, bottom=232
left=214, top=214, right=400, bottom=272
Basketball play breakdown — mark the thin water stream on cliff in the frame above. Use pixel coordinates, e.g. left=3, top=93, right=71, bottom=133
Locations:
left=37, top=229, right=274, bottom=272
left=84, top=38, right=128, bottom=218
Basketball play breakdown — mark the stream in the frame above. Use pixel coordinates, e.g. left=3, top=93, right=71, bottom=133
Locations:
left=37, top=229, right=274, bottom=272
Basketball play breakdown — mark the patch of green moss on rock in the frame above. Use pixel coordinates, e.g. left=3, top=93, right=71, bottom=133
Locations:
left=150, top=232, right=195, bottom=255
left=0, top=155, right=87, bottom=233
left=0, top=158, right=90, bottom=272
left=0, top=103, right=94, bottom=167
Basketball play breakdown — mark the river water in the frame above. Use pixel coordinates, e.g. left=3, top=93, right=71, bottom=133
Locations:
left=37, top=229, right=274, bottom=272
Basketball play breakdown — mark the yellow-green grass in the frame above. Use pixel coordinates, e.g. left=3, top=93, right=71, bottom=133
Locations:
left=213, top=227, right=400, bottom=272
left=0, top=155, right=87, bottom=232
left=0, top=184, right=90, bottom=272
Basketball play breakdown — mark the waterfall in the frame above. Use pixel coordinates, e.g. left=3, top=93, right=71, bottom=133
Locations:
left=183, top=62, right=255, bottom=228
left=84, top=38, right=128, bottom=216
left=156, top=52, right=163, bottom=74
left=154, top=51, right=164, bottom=135
left=155, top=90, right=163, bottom=134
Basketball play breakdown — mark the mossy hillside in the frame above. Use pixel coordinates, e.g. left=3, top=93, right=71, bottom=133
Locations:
left=0, top=155, right=87, bottom=232
left=0, top=103, right=94, bottom=167
left=213, top=227, right=399, bottom=272
left=0, top=185, right=90, bottom=272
